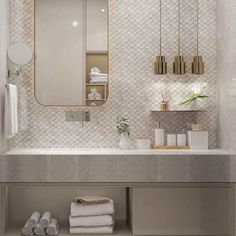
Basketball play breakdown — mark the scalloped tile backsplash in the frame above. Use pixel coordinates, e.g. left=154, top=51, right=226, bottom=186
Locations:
left=7, top=0, right=217, bottom=148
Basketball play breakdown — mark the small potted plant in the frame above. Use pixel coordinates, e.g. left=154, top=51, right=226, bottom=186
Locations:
left=178, top=82, right=208, bottom=110
left=116, top=117, right=131, bottom=149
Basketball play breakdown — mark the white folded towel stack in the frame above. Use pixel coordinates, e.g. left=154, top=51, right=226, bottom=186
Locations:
left=70, top=196, right=115, bottom=234
left=22, top=212, right=59, bottom=236
left=89, top=67, right=108, bottom=84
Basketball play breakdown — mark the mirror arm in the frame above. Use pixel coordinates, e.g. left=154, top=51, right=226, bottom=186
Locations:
left=7, top=67, right=22, bottom=78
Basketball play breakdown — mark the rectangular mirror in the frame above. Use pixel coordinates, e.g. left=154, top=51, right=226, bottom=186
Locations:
left=35, top=0, right=109, bottom=106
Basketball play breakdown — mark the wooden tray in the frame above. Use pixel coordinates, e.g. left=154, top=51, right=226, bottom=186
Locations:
left=153, top=145, right=190, bottom=150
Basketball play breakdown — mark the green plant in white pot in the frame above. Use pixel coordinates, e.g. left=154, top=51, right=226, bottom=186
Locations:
left=178, top=82, right=208, bottom=110
left=116, top=117, right=131, bottom=149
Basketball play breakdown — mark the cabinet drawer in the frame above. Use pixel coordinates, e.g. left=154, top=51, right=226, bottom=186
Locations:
left=131, top=186, right=232, bottom=236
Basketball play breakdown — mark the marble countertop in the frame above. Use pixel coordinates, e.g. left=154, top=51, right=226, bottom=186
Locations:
left=0, top=148, right=234, bottom=183
left=3, top=148, right=230, bottom=156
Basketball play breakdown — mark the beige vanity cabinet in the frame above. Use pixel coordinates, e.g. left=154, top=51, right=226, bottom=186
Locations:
left=130, top=185, right=232, bottom=236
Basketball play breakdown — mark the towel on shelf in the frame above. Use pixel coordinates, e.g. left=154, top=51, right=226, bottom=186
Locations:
left=71, top=200, right=114, bottom=217
left=90, top=78, right=108, bottom=83
left=27, top=211, right=41, bottom=228
left=89, top=67, right=108, bottom=83
left=75, top=196, right=111, bottom=205
left=46, top=218, right=59, bottom=236
left=35, top=224, right=46, bottom=235
left=22, top=222, right=34, bottom=236
left=69, top=215, right=113, bottom=227
left=39, top=211, right=52, bottom=228
left=69, top=225, right=114, bottom=235
left=5, top=84, right=18, bottom=139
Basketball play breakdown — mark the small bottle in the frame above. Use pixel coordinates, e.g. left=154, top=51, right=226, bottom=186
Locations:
left=155, top=122, right=165, bottom=146
left=160, top=100, right=169, bottom=111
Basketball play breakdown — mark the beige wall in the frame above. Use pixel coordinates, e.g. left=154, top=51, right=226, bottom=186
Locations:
left=217, top=0, right=236, bottom=153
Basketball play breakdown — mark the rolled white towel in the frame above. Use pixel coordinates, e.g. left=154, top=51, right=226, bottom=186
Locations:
left=35, top=224, right=46, bottom=235
left=27, top=211, right=41, bottom=228
left=69, top=225, right=114, bottom=235
left=71, top=200, right=114, bottom=217
left=46, top=218, right=59, bottom=236
left=39, top=211, right=52, bottom=228
left=69, top=215, right=113, bottom=227
left=22, top=222, right=34, bottom=236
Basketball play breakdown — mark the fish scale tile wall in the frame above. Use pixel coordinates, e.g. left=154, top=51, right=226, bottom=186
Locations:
left=8, top=0, right=217, bottom=148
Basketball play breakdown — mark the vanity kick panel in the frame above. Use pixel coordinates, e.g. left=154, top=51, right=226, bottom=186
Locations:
left=131, top=187, right=232, bottom=236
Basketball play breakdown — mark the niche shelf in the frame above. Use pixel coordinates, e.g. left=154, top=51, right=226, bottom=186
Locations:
left=85, top=51, right=109, bottom=106
left=151, top=109, right=207, bottom=113
left=5, top=226, right=132, bottom=236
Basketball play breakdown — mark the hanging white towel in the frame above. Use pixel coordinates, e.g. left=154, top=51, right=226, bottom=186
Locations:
left=5, top=84, right=18, bottom=139
left=69, top=215, right=114, bottom=227
left=71, top=200, right=114, bottom=217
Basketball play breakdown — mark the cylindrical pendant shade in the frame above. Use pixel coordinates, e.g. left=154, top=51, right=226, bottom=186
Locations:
left=173, top=56, right=186, bottom=74
left=192, top=56, right=204, bottom=74
left=154, top=56, right=167, bottom=74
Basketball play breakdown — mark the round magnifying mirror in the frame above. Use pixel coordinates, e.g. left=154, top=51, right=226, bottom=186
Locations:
left=7, top=42, right=33, bottom=66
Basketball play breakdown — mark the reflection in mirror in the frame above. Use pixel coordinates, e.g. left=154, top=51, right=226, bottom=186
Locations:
left=8, top=42, right=33, bottom=66
left=35, top=0, right=109, bottom=106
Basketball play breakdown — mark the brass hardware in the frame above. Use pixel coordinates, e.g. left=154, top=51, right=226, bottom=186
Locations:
left=154, top=0, right=167, bottom=75
left=173, top=56, right=186, bottom=74
left=85, top=111, right=90, bottom=122
left=154, top=56, right=167, bottom=74
left=173, top=0, right=186, bottom=74
left=192, top=56, right=204, bottom=74
left=65, top=111, right=90, bottom=122
left=192, top=0, right=204, bottom=74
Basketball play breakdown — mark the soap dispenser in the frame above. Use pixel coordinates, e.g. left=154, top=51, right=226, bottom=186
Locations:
left=154, top=122, right=165, bottom=146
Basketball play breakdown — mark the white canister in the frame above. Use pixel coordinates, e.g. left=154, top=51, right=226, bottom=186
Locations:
left=177, top=134, right=187, bottom=146
left=187, top=131, right=208, bottom=150
left=136, top=138, right=152, bottom=149
left=155, top=129, right=164, bottom=146
left=167, top=134, right=177, bottom=146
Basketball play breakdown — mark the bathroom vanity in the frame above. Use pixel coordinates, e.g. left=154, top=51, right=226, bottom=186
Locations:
left=0, top=149, right=235, bottom=236
left=1, top=0, right=236, bottom=235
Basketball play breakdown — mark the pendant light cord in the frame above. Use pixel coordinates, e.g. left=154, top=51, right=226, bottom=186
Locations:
left=196, top=0, right=199, bottom=56
left=160, top=0, right=162, bottom=55
left=178, top=0, right=180, bottom=56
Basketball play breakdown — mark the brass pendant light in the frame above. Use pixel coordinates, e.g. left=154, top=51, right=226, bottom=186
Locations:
left=154, top=0, right=167, bottom=74
left=192, top=0, right=204, bottom=74
left=173, top=0, right=186, bottom=74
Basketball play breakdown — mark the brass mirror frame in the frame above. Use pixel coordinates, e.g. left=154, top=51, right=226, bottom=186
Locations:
left=33, top=0, right=110, bottom=107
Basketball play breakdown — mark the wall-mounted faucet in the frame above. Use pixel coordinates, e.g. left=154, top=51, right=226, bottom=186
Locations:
left=65, top=111, right=90, bottom=127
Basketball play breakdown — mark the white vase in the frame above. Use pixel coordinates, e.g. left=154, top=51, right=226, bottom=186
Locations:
left=119, top=134, right=131, bottom=149
left=190, top=99, right=198, bottom=110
